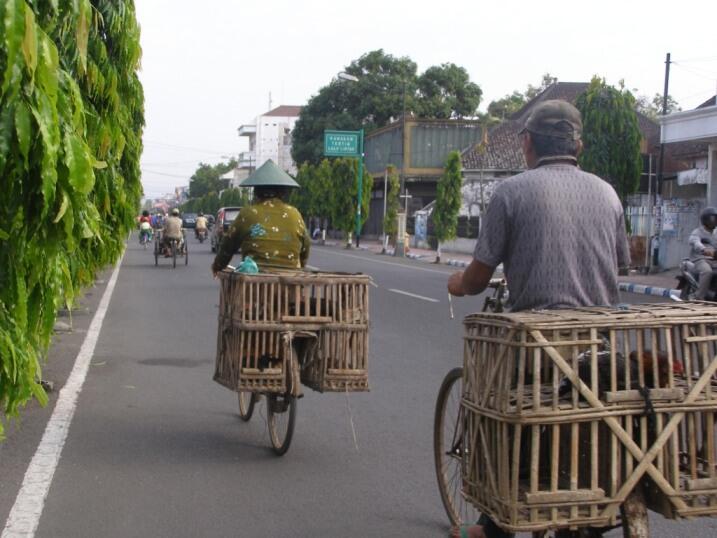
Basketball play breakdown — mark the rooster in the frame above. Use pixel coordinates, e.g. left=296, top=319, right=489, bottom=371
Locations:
left=558, top=349, right=684, bottom=399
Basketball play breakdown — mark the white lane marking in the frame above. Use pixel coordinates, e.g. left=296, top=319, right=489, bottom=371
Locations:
left=388, top=288, right=440, bottom=303
left=313, top=249, right=453, bottom=275
left=2, top=254, right=124, bottom=538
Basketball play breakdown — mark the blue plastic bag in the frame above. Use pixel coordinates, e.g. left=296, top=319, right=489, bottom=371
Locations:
left=236, top=256, right=259, bottom=274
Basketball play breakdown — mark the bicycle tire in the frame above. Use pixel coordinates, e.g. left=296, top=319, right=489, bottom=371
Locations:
left=172, top=241, right=177, bottom=268
left=238, top=391, right=256, bottom=422
left=154, top=240, right=159, bottom=266
left=184, top=240, right=189, bottom=265
left=434, top=366, right=480, bottom=527
left=267, top=393, right=296, bottom=456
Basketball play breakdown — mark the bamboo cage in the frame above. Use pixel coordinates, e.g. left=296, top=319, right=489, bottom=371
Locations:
left=214, top=270, right=370, bottom=394
left=461, top=303, right=717, bottom=533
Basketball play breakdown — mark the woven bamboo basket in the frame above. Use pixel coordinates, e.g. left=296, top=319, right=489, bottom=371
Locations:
left=461, top=303, right=717, bottom=533
left=214, top=270, right=370, bottom=393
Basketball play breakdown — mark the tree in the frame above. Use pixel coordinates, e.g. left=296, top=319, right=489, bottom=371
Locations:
left=188, top=159, right=236, bottom=199
left=383, top=165, right=400, bottom=245
left=0, top=0, right=144, bottom=434
left=486, top=73, right=558, bottom=121
left=432, top=151, right=463, bottom=262
left=291, top=49, right=482, bottom=166
left=635, top=93, right=681, bottom=120
left=416, top=63, right=482, bottom=118
left=329, top=158, right=373, bottom=246
left=575, top=77, right=642, bottom=210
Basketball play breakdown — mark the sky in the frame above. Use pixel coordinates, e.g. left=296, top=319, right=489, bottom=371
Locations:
left=135, top=0, right=717, bottom=198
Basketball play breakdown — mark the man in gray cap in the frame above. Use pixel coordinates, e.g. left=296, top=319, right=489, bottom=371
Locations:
left=212, top=159, right=310, bottom=274
left=448, top=99, right=630, bottom=311
left=448, top=100, right=630, bottom=537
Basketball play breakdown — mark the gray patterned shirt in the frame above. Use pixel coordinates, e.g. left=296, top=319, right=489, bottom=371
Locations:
left=473, top=164, right=630, bottom=311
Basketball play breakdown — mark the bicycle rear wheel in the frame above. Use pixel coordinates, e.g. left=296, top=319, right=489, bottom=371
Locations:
left=434, top=367, right=480, bottom=527
left=267, top=393, right=296, bottom=456
left=238, top=391, right=256, bottom=422
left=172, top=241, right=177, bottom=268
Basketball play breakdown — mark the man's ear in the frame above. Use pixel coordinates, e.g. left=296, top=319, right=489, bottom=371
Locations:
left=575, top=139, right=584, bottom=158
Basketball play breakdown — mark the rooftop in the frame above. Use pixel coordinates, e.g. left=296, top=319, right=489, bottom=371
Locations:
left=262, top=105, right=303, bottom=117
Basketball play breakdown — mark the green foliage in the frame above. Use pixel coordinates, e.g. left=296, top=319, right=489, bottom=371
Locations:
left=0, top=0, right=144, bottom=436
left=188, top=159, right=236, bottom=198
left=486, top=73, right=558, bottom=121
left=329, top=158, right=373, bottom=238
left=575, top=77, right=642, bottom=203
left=383, top=165, right=400, bottom=239
left=433, top=151, right=463, bottom=244
left=416, top=63, right=482, bottom=119
left=635, top=93, right=681, bottom=120
left=292, top=49, right=482, bottom=165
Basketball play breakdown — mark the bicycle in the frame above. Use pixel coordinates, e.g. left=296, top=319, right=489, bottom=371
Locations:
left=434, top=278, right=506, bottom=529
left=433, top=281, right=662, bottom=538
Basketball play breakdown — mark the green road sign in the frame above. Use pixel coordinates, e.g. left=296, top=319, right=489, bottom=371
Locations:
left=324, top=130, right=361, bottom=157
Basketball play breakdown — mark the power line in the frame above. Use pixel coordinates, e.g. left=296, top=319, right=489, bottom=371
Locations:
left=672, top=62, right=717, bottom=81
left=143, top=140, right=235, bottom=155
left=141, top=168, right=190, bottom=178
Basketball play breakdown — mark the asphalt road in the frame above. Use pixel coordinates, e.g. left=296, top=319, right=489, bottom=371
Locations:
left=1, top=238, right=716, bottom=537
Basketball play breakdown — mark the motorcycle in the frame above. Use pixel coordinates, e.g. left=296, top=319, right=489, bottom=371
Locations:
left=195, top=228, right=208, bottom=243
left=675, top=239, right=717, bottom=301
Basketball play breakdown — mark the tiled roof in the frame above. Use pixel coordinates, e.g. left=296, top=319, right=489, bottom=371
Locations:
left=263, top=105, right=303, bottom=117
left=461, top=120, right=526, bottom=170
left=462, top=82, right=661, bottom=171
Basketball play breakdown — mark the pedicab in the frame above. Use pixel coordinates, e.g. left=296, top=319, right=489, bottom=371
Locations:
left=153, top=230, right=188, bottom=268
left=214, top=269, right=370, bottom=455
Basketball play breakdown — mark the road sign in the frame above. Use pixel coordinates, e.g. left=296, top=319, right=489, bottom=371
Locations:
left=324, top=130, right=361, bottom=157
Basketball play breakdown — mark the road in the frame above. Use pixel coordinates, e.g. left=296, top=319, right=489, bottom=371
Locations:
left=1, top=237, right=715, bottom=537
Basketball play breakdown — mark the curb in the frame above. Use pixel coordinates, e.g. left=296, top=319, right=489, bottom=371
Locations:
left=446, top=259, right=469, bottom=267
left=618, top=282, right=680, bottom=298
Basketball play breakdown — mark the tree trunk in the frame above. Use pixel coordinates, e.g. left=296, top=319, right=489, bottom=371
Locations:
left=435, top=243, right=442, bottom=264
left=345, top=231, right=353, bottom=249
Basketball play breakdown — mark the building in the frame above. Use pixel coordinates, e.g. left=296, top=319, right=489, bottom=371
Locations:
left=238, top=105, right=302, bottom=177
left=363, top=117, right=485, bottom=236
left=657, top=96, right=717, bottom=268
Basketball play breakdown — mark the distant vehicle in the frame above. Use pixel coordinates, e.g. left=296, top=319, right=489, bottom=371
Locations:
left=182, top=213, right=197, bottom=229
left=211, top=206, right=242, bottom=253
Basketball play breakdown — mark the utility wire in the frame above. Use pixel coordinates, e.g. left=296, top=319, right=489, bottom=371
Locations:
left=143, top=140, right=236, bottom=155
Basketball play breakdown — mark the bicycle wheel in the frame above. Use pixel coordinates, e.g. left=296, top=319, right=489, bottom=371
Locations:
left=184, top=241, right=189, bottom=265
left=154, top=241, right=159, bottom=266
left=172, top=241, right=177, bottom=268
left=434, top=367, right=480, bottom=527
left=267, top=393, right=296, bottom=456
left=238, top=391, right=256, bottom=422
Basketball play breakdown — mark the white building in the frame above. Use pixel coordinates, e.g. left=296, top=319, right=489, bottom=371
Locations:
left=238, top=105, right=302, bottom=177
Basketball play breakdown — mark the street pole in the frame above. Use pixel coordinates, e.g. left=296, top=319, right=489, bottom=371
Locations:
left=355, top=128, right=365, bottom=248
left=654, top=52, right=671, bottom=270
left=382, top=168, right=388, bottom=253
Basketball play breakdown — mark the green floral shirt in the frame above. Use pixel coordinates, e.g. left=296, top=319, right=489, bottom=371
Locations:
left=212, top=198, right=310, bottom=272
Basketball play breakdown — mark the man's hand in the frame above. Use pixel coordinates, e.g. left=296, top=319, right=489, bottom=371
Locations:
left=705, top=247, right=716, bottom=259
left=448, top=271, right=465, bottom=296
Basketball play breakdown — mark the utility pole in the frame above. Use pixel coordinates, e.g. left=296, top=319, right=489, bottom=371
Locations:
left=653, top=52, right=671, bottom=271
left=382, top=168, right=388, bottom=253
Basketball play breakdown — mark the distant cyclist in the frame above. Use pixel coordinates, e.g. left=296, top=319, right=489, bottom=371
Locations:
left=161, top=208, right=184, bottom=256
left=138, top=210, right=152, bottom=244
left=195, top=211, right=208, bottom=240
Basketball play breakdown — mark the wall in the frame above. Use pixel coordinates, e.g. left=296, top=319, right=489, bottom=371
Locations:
left=254, top=115, right=299, bottom=174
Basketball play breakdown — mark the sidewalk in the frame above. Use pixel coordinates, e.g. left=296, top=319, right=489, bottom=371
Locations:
left=315, top=238, right=681, bottom=297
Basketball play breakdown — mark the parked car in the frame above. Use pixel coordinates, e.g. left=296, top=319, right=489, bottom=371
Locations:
left=182, top=212, right=198, bottom=229
left=211, top=207, right=242, bottom=253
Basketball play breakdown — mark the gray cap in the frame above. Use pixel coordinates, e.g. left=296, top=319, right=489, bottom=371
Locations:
left=240, top=159, right=299, bottom=188
left=523, top=100, right=582, bottom=140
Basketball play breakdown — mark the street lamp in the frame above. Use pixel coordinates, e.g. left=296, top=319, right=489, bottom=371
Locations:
left=336, top=72, right=365, bottom=248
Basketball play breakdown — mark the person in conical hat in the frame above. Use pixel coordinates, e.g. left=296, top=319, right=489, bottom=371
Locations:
left=211, top=159, right=310, bottom=274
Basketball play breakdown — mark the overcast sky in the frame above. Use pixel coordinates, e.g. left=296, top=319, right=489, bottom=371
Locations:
left=135, top=0, right=717, bottom=198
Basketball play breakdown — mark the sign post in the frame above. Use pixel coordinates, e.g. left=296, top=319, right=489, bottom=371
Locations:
left=323, top=129, right=365, bottom=247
